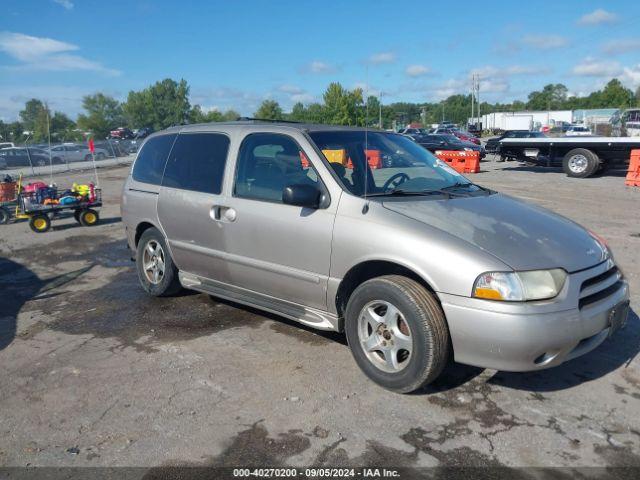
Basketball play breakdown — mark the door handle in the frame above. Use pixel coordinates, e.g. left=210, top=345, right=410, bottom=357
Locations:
left=210, top=205, right=237, bottom=222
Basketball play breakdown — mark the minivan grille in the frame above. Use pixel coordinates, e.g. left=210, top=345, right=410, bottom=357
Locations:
left=579, top=265, right=622, bottom=309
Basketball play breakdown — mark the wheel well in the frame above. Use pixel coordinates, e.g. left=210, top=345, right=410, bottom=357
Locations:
left=335, top=260, right=436, bottom=331
left=135, top=221, right=155, bottom=247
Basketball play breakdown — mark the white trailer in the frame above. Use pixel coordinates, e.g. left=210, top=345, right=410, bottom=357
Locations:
left=503, top=115, right=533, bottom=131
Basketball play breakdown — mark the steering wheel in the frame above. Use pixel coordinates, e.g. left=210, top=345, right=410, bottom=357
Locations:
left=382, top=172, right=410, bottom=191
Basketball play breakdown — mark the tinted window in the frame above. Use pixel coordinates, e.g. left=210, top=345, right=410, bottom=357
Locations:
left=132, top=134, right=176, bottom=185
left=234, top=133, right=320, bottom=203
left=162, top=133, right=229, bottom=194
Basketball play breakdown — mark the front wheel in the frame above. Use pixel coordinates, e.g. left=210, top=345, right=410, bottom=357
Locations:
left=345, top=275, right=450, bottom=393
left=29, top=214, right=51, bottom=233
left=79, top=209, right=99, bottom=226
left=136, top=227, right=182, bottom=297
left=0, top=207, right=10, bottom=225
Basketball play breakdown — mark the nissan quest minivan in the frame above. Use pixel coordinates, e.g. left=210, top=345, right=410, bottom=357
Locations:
left=121, top=120, right=630, bottom=393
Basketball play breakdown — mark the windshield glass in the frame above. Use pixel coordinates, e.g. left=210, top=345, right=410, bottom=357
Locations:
left=308, top=130, right=472, bottom=197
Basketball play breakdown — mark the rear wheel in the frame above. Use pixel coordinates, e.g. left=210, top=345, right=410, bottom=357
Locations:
left=136, top=227, right=182, bottom=296
left=563, top=148, right=599, bottom=178
left=345, top=275, right=450, bottom=393
left=79, top=209, right=99, bottom=226
left=29, top=214, right=51, bottom=233
left=0, top=207, right=9, bottom=225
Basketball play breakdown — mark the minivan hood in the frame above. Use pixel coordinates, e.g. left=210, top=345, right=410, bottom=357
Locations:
left=382, top=193, right=606, bottom=272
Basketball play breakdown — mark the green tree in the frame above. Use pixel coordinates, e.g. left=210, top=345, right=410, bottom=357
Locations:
left=19, top=99, right=50, bottom=141
left=599, top=79, right=634, bottom=109
left=254, top=100, right=283, bottom=120
left=527, top=83, right=568, bottom=110
left=636, top=86, right=640, bottom=107
left=289, top=102, right=307, bottom=122
left=221, top=110, right=239, bottom=121
left=50, top=112, right=79, bottom=141
left=77, top=93, right=124, bottom=138
left=123, top=78, right=191, bottom=130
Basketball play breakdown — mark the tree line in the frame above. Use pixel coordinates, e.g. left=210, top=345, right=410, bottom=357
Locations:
left=1, top=77, right=639, bottom=143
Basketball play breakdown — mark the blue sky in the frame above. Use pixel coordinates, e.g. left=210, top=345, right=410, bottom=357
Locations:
left=1, top=0, right=639, bottom=121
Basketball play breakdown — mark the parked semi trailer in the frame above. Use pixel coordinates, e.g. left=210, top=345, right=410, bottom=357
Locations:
left=499, top=137, right=640, bottom=178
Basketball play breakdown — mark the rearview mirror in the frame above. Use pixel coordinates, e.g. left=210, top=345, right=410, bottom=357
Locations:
left=282, top=184, right=321, bottom=209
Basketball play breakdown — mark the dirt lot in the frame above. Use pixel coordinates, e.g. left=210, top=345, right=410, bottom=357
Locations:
left=0, top=161, right=639, bottom=474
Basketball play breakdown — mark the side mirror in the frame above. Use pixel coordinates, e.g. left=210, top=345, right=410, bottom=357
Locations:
left=282, top=184, right=321, bottom=209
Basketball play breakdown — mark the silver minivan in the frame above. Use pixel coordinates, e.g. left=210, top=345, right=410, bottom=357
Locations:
left=121, top=121, right=630, bottom=393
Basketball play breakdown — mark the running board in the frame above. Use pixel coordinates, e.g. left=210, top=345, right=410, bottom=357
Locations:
left=179, top=272, right=339, bottom=331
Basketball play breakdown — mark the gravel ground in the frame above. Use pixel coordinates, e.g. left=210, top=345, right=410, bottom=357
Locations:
left=0, top=159, right=639, bottom=475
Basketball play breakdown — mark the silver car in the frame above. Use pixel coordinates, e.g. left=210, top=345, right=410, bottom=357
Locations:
left=121, top=121, right=630, bottom=393
left=49, top=144, right=108, bottom=163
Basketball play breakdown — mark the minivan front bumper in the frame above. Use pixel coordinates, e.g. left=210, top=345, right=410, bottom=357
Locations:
left=439, top=261, right=630, bottom=371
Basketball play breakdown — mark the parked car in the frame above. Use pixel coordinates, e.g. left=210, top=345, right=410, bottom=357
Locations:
left=122, top=121, right=629, bottom=393
left=565, top=125, right=592, bottom=137
left=485, top=130, right=546, bottom=154
left=433, top=128, right=481, bottom=145
left=48, top=144, right=109, bottom=163
left=398, top=128, right=426, bottom=137
left=0, top=147, right=52, bottom=167
left=415, top=134, right=485, bottom=158
left=109, top=127, right=135, bottom=140
left=134, top=127, right=154, bottom=139
left=0, top=142, right=15, bottom=150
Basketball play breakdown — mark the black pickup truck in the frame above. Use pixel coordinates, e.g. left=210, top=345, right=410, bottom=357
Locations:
left=499, top=137, right=640, bottom=178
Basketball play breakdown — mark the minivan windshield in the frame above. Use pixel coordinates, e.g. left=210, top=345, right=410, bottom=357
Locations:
left=308, top=130, right=478, bottom=197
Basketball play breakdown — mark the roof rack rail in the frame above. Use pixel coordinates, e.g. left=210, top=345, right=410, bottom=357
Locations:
left=236, top=117, right=301, bottom=124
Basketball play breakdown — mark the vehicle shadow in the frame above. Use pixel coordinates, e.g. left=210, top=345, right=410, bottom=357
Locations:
left=50, top=216, right=122, bottom=231
left=488, top=307, right=640, bottom=392
left=0, top=256, right=91, bottom=351
left=497, top=165, right=630, bottom=177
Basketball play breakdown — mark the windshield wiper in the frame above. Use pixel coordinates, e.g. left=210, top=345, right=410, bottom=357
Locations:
left=365, top=189, right=444, bottom=197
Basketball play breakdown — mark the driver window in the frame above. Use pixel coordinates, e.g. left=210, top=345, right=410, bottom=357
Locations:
left=235, top=133, right=320, bottom=203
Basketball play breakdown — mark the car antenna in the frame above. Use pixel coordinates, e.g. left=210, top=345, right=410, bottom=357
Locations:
left=362, top=66, right=370, bottom=214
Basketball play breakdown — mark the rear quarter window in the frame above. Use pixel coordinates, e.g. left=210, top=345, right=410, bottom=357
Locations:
left=132, top=134, right=177, bottom=185
left=162, top=132, right=230, bottom=194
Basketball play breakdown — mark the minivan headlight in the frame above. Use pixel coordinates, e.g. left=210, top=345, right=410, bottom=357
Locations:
left=473, top=269, right=567, bottom=301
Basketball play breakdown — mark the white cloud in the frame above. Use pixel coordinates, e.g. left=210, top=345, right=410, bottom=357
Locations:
left=602, top=38, right=640, bottom=55
left=53, top=0, right=74, bottom=10
left=621, top=64, right=640, bottom=87
left=303, top=60, right=337, bottom=74
left=368, top=52, right=395, bottom=64
left=405, top=64, right=430, bottom=77
left=522, top=34, right=568, bottom=50
left=0, top=31, right=120, bottom=75
left=578, top=9, right=618, bottom=26
left=0, top=85, right=104, bottom=121
left=278, top=84, right=304, bottom=94
left=572, top=58, right=622, bottom=77
left=290, top=93, right=315, bottom=104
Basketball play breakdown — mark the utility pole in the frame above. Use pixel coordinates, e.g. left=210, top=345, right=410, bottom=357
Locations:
left=471, top=74, right=475, bottom=128
left=476, top=75, right=481, bottom=130
left=379, top=91, right=383, bottom=129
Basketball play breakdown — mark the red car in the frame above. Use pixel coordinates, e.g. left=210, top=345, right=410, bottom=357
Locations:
left=109, top=127, right=135, bottom=140
left=434, top=128, right=481, bottom=145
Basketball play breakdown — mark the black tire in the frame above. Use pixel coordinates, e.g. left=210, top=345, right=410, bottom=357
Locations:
left=136, top=227, right=182, bottom=297
left=29, top=214, right=51, bottom=233
left=96, top=153, right=106, bottom=160
left=0, top=207, right=9, bottom=225
left=563, top=148, right=599, bottom=178
left=344, top=275, right=450, bottom=393
left=52, top=157, right=62, bottom=165
left=79, top=209, right=100, bottom=226
left=84, top=154, right=93, bottom=162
